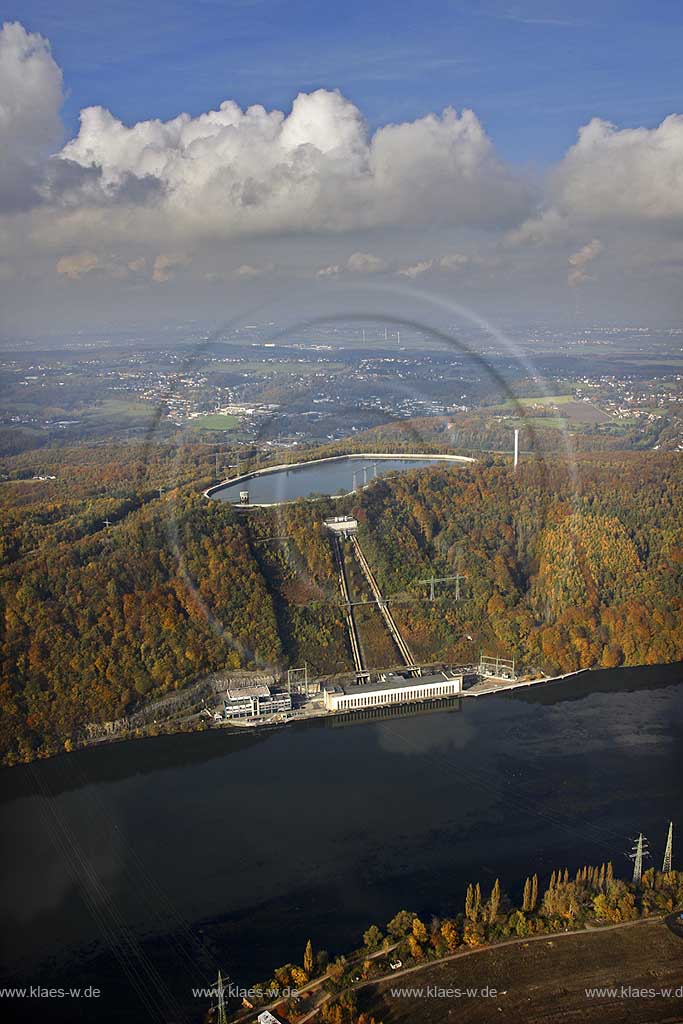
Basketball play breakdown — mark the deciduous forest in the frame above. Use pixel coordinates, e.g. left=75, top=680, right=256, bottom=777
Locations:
left=1, top=440, right=682, bottom=764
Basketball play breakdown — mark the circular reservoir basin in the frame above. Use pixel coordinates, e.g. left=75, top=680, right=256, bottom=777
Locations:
left=206, top=453, right=473, bottom=506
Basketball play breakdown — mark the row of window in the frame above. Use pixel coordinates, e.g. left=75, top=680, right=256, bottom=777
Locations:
left=337, top=683, right=459, bottom=709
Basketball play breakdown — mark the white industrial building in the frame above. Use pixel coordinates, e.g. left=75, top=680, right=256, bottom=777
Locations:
left=323, top=670, right=462, bottom=712
left=323, top=515, right=358, bottom=534
left=223, top=684, right=292, bottom=719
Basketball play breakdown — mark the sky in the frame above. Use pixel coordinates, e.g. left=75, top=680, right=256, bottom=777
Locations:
left=1, top=0, right=683, bottom=335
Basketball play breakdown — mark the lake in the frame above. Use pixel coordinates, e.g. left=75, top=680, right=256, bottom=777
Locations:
left=208, top=454, right=470, bottom=505
left=0, top=662, right=681, bottom=1022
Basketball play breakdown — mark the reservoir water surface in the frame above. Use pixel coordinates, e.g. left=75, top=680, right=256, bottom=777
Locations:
left=0, top=663, right=681, bottom=1022
left=208, top=454, right=469, bottom=505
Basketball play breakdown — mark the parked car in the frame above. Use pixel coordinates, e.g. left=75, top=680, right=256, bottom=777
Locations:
left=389, top=960, right=402, bottom=970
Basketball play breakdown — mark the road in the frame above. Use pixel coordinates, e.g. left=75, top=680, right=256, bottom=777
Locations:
left=294, top=916, right=667, bottom=1023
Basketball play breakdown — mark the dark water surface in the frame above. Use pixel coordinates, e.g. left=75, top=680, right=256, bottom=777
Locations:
left=209, top=455, right=463, bottom=504
left=1, top=663, right=682, bottom=1022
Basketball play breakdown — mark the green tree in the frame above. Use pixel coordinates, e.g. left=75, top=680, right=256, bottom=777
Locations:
left=304, top=938, right=314, bottom=977
left=363, top=925, right=383, bottom=951
left=386, top=910, right=416, bottom=939
left=488, top=879, right=501, bottom=924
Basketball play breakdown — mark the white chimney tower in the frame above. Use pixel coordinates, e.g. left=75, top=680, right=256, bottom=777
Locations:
left=513, top=429, right=519, bottom=470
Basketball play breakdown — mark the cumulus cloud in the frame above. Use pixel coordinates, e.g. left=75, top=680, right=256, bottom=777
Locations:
left=346, top=251, right=386, bottom=274
left=511, top=115, right=683, bottom=249
left=398, top=259, right=434, bottom=278
left=554, top=116, right=683, bottom=224
left=396, top=252, right=484, bottom=277
left=127, top=256, right=147, bottom=274
left=0, top=21, right=63, bottom=211
left=316, top=264, right=340, bottom=279
left=48, top=88, right=532, bottom=247
left=2, top=17, right=683, bottom=315
left=440, top=252, right=472, bottom=271
left=316, top=252, right=387, bottom=277
left=56, top=250, right=99, bottom=280
left=152, top=251, right=190, bottom=283
left=567, top=238, right=603, bottom=286
left=235, top=263, right=264, bottom=278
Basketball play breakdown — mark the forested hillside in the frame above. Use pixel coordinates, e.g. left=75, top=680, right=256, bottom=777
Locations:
left=356, top=453, right=683, bottom=673
left=1, top=440, right=682, bottom=765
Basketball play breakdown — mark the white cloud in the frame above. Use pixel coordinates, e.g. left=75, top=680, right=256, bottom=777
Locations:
left=56, top=250, right=99, bottom=280
left=316, top=263, right=340, bottom=278
left=346, top=251, right=386, bottom=274
left=554, top=116, right=683, bottom=225
left=48, top=88, right=531, bottom=247
left=440, top=252, right=472, bottom=271
left=0, top=21, right=63, bottom=211
left=1, top=18, right=683, bottom=320
left=396, top=252, right=491, bottom=277
left=511, top=115, right=683, bottom=248
left=152, top=251, right=190, bottom=283
left=567, top=238, right=603, bottom=287
left=127, top=256, right=147, bottom=274
left=398, top=259, right=433, bottom=278
left=235, top=263, right=263, bottom=278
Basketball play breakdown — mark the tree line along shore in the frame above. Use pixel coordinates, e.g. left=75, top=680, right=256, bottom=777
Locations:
left=232, top=862, right=683, bottom=1024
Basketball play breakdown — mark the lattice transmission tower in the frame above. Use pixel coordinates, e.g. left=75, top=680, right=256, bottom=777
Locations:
left=662, top=821, right=673, bottom=873
left=629, top=832, right=649, bottom=884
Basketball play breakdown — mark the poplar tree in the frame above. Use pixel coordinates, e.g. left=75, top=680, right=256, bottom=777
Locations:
left=531, top=873, right=538, bottom=910
left=522, top=877, right=531, bottom=912
left=488, top=879, right=501, bottom=924
left=474, top=883, right=482, bottom=921
left=304, top=939, right=314, bottom=977
left=465, top=884, right=474, bottom=921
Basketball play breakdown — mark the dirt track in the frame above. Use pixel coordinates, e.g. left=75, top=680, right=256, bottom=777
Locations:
left=359, top=918, right=683, bottom=1023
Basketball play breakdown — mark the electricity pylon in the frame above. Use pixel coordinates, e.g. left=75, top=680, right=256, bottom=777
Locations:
left=216, top=970, right=227, bottom=1024
left=418, top=572, right=466, bottom=601
left=663, top=821, right=673, bottom=873
left=630, top=832, right=649, bottom=884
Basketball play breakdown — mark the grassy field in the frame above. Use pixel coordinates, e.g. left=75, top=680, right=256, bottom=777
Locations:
left=189, top=413, right=239, bottom=430
left=358, top=919, right=683, bottom=1024
left=515, top=394, right=576, bottom=405
left=84, top=398, right=154, bottom=420
left=500, top=395, right=613, bottom=426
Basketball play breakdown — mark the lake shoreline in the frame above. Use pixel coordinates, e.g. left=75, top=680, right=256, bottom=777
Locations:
left=203, top=451, right=476, bottom=506
left=3, top=659, right=674, bottom=770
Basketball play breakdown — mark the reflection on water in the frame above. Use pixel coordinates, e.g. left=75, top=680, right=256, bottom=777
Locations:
left=0, top=662, right=681, bottom=1022
left=209, top=455, right=463, bottom=504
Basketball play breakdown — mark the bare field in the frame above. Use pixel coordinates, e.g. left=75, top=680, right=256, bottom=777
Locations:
left=359, top=920, right=683, bottom=1024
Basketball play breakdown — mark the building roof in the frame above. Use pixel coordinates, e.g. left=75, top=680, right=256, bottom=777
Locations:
left=225, top=684, right=270, bottom=700
left=329, top=670, right=461, bottom=698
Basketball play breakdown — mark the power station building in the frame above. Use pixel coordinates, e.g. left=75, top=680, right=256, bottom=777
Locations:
left=223, top=684, right=292, bottom=719
left=323, top=670, right=462, bottom=712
